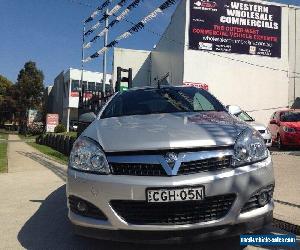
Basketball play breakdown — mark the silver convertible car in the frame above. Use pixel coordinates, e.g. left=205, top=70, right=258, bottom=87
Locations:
left=67, top=86, right=275, bottom=242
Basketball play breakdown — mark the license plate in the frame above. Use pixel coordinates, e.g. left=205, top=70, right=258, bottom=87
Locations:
left=146, top=186, right=205, bottom=203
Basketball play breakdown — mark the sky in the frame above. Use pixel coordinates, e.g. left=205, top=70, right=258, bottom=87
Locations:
left=0, top=0, right=299, bottom=85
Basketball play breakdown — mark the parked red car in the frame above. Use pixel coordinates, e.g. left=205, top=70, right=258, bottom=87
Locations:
left=268, top=109, right=300, bottom=149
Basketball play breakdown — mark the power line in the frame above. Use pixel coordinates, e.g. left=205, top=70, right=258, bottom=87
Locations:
left=65, top=0, right=94, bottom=8
left=84, top=0, right=114, bottom=23
left=246, top=106, right=289, bottom=112
left=84, top=0, right=145, bottom=48
left=84, top=0, right=131, bottom=37
left=83, top=0, right=177, bottom=62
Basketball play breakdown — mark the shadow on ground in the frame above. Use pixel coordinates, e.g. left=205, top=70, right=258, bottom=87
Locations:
left=17, top=185, right=245, bottom=250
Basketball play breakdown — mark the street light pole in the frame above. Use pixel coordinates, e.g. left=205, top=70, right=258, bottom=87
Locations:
left=102, top=8, right=109, bottom=93
left=81, top=23, right=86, bottom=95
left=79, top=22, right=86, bottom=120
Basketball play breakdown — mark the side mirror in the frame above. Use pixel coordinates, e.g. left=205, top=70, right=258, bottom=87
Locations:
left=78, top=112, right=96, bottom=136
left=270, top=119, right=277, bottom=125
left=227, top=105, right=242, bottom=115
left=79, top=112, right=96, bottom=123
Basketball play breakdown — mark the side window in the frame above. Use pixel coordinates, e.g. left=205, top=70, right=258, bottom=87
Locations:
left=193, top=93, right=215, bottom=111
left=102, top=96, right=123, bottom=118
left=277, top=112, right=282, bottom=121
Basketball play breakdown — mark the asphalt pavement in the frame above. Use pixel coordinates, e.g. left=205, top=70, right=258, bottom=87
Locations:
left=271, top=149, right=300, bottom=226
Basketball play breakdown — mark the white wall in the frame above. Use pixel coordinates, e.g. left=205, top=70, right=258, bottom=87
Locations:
left=49, top=72, right=64, bottom=122
left=151, top=0, right=186, bottom=86
left=66, top=69, right=112, bottom=109
left=288, top=8, right=300, bottom=105
left=296, top=9, right=300, bottom=100
left=113, top=48, right=151, bottom=87
left=67, top=68, right=111, bottom=84
left=49, top=69, right=111, bottom=128
left=183, top=0, right=295, bottom=125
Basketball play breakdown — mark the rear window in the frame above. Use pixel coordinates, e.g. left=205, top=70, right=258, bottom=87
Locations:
left=280, top=112, right=300, bottom=122
left=101, top=87, right=225, bottom=119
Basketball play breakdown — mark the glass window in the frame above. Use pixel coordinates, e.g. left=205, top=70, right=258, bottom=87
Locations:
left=96, top=82, right=103, bottom=91
left=236, top=111, right=254, bottom=122
left=105, top=84, right=112, bottom=91
left=280, top=112, right=300, bottom=122
left=82, top=81, right=88, bottom=91
left=88, top=82, right=96, bottom=91
left=270, top=113, right=276, bottom=120
left=193, top=93, right=215, bottom=111
left=71, top=80, right=80, bottom=92
left=101, top=87, right=225, bottom=119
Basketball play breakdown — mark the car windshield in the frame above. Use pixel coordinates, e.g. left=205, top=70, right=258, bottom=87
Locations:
left=236, top=111, right=254, bottom=122
left=280, top=112, right=300, bottom=122
left=101, top=87, right=226, bottom=119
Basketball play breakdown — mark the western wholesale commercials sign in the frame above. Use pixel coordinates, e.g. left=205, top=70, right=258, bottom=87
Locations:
left=189, top=0, right=282, bottom=57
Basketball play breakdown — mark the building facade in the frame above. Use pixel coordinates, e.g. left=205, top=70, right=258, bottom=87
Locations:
left=48, top=68, right=111, bottom=131
left=113, top=0, right=300, bottom=125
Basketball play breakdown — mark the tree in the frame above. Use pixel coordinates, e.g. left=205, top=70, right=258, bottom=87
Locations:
left=0, top=62, right=45, bottom=128
left=15, top=61, right=45, bottom=120
left=0, top=75, right=13, bottom=124
left=0, top=75, right=12, bottom=97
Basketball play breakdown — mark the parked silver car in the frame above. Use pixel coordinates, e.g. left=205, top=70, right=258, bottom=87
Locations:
left=67, top=86, right=274, bottom=242
left=227, top=106, right=272, bottom=147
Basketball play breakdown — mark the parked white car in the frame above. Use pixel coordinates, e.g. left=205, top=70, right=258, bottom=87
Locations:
left=228, top=106, right=272, bottom=147
left=70, top=121, right=78, bottom=132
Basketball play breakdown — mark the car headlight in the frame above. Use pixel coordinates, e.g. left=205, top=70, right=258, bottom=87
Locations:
left=233, top=128, right=268, bottom=167
left=266, top=128, right=271, bottom=135
left=282, top=126, right=296, bottom=133
left=69, top=137, right=110, bottom=174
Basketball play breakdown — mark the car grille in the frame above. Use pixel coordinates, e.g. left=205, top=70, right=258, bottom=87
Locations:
left=265, top=139, right=271, bottom=144
left=241, top=185, right=274, bottom=213
left=109, top=156, right=232, bottom=176
left=178, top=156, right=232, bottom=175
left=110, top=194, right=236, bottom=225
left=110, top=163, right=167, bottom=176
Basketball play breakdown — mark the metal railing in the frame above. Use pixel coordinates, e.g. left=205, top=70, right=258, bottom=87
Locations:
left=36, top=133, right=76, bottom=156
left=78, top=87, right=114, bottom=116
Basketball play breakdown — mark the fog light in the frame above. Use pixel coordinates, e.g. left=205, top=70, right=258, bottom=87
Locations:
left=77, top=201, right=88, bottom=212
left=258, top=192, right=269, bottom=207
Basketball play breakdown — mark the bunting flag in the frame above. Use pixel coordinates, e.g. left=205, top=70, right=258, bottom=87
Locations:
left=83, top=0, right=176, bottom=63
left=84, top=0, right=114, bottom=24
left=84, top=0, right=129, bottom=37
left=84, top=0, right=143, bottom=49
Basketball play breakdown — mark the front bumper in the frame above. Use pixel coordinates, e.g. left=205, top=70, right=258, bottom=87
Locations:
left=281, top=132, right=300, bottom=146
left=73, top=212, right=273, bottom=243
left=67, top=156, right=274, bottom=237
left=261, top=133, right=272, bottom=147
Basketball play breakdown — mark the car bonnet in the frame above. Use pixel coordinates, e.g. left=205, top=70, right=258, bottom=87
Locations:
left=83, top=111, right=248, bottom=152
